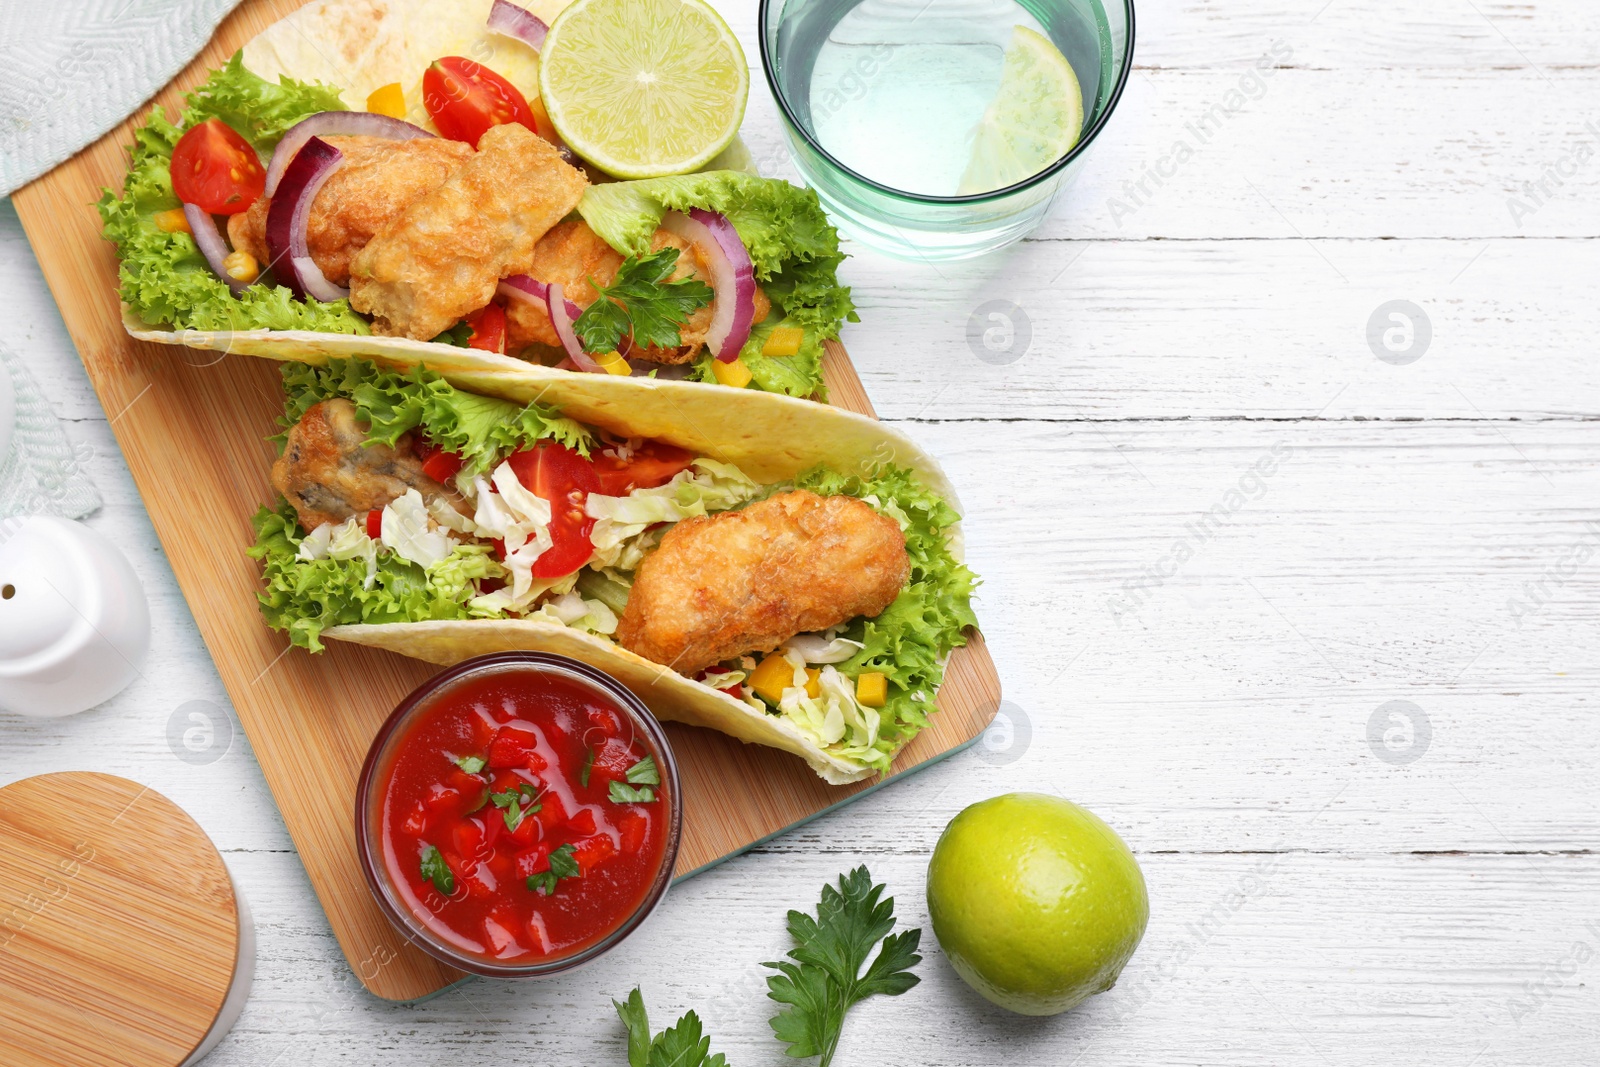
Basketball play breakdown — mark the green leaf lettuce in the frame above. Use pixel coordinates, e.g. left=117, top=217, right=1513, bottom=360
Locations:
left=97, top=53, right=365, bottom=334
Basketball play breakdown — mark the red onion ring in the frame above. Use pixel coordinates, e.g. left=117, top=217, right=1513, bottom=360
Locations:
left=658, top=209, right=756, bottom=362
left=182, top=203, right=251, bottom=295
left=546, top=282, right=607, bottom=373
left=498, top=276, right=605, bottom=371
left=263, top=112, right=433, bottom=196
left=487, top=0, right=549, bottom=51
left=263, top=137, right=349, bottom=303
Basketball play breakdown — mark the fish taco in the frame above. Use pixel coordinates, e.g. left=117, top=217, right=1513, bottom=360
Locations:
left=250, top=356, right=978, bottom=784
left=99, top=0, right=855, bottom=400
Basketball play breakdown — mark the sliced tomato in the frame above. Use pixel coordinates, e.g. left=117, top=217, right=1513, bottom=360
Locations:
left=366, top=508, right=383, bottom=539
left=507, top=442, right=600, bottom=578
left=591, top=440, right=696, bottom=497
left=170, top=118, right=264, bottom=215
left=423, top=56, right=541, bottom=147
left=421, top=448, right=464, bottom=484
left=465, top=303, right=507, bottom=354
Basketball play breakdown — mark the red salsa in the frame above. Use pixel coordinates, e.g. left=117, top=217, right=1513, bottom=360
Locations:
left=378, top=667, right=671, bottom=963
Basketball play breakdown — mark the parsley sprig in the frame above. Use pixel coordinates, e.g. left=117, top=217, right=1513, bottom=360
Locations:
left=490, top=782, right=542, bottom=831
left=526, top=843, right=580, bottom=896
left=763, top=866, right=923, bottom=1065
left=419, top=844, right=454, bottom=896
left=574, top=248, right=713, bottom=355
left=609, top=755, right=661, bottom=804
left=614, top=988, right=729, bottom=1067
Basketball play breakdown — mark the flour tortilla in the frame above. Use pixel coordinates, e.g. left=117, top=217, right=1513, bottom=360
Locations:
left=127, top=0, right=754, bottom=364
left=223, top=328, right=964, bottom=785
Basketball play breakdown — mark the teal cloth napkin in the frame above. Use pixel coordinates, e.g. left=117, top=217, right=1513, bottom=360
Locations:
left=1, top=0, right=242, bottom=194
left=0, top=345, right=101, bottom=519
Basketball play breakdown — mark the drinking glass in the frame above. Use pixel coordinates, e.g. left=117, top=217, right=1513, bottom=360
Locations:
left=760, top=0, right=1135, bottom=260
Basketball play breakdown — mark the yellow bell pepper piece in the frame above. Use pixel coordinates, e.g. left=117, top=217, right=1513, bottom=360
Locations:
left=366, top=83, right=407, bottom=118
left=153, top=207, right=190, bottom=234
left=711, top=356, right=753, bottom=388
left=762, top=325, right=805, bottom=357
left=804, top=668, right=821, bottom=699
left=594, top=350, right=631, bottom=375
left=748, top=654, right=794, bottom=704
left=855, top=672, right=887, bottom=708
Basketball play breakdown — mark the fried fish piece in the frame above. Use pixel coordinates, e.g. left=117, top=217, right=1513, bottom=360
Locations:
left=350, top=122, right=587, bottom=340
left=271, top=398, right=464, bottom=531
left=615, top=490, right=909, bottom=675
left=228, top=135, right=474, bottom=286
left=503, top=221, right=770, bottom=361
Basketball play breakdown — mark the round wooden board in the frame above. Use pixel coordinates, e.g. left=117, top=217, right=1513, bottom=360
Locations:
left=0, top=773, right=241, bottom=1067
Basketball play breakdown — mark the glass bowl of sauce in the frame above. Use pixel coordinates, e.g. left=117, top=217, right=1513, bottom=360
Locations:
left=355, top=651, right=681, bottom=978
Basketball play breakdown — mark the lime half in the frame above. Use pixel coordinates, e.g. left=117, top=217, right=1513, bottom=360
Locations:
left=957, top=25, right=1084, bottom=195
left=538, top=0, right=749, bottom=179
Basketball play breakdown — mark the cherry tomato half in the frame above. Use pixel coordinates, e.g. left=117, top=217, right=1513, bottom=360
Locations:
left=423, top=57, right=541, bottom=147
left=507, top=442, right=600, bottom=579
left=591, top=441, right=696, bottom=497
left=465, top=303, right=507, bottom=354
left=169, top=118, right=265, bottom=215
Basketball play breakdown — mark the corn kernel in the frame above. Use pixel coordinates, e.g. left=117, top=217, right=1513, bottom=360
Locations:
left=804, top=668, right=821, bottom=699
left=223, top=250, right=259, bottom=283
left=366, top=82, right=407, bottom=118
left=748, top=655, right=793, bottom=705
left=761, top=325, right=805, bottom=358
left=594, top=350, right=631, bottom=376
left=153, top=207, right=190, bottom=234
left=855, top=672, right=887, bottom=708
left=711, top=356, right=753, bottom=388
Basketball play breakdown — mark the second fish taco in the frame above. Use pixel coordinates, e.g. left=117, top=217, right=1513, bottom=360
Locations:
left=250, top=357, right=978, bottom=784
left=99, top=0, right=855, bottom=399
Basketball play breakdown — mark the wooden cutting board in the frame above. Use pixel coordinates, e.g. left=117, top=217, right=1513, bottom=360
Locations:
left=10, top=0, right=1000, bottom=1002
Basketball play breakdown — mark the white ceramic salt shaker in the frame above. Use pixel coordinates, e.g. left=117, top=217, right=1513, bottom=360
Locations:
left=0, top=515, right=150, bottom=717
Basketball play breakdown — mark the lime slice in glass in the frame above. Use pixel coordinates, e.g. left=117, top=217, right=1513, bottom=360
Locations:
left=957, top=25, right=1084, bottom=196
left=538, top=0, right=749, bottom=179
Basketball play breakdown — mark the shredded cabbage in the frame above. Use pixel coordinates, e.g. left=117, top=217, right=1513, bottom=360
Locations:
left=586, top=458, right=762, bottom=568
left=380, top=489, right=456, bottom=569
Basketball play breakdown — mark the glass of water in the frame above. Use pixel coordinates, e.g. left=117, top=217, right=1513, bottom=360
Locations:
left=760, top=0, right=1135, bottom=260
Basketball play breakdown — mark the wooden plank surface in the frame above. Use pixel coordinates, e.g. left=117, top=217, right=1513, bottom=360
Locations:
left=8, top=0, right=998, bottom=1002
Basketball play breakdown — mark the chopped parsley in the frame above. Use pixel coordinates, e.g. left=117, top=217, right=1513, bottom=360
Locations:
left=419, top=844, right=454, bottom=896
left=526, top=843, right=580, bottom=896
left=490, top=783, right=541, bottom=831
left=609, top=756, right=661, bottom=804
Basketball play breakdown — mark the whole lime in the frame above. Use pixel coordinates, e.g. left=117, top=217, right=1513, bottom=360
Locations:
left=927, top=793, right=1148, bottom=1016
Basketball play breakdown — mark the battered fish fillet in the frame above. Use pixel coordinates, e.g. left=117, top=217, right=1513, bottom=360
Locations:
left=350, top=123, right=587, bottom=340
left=504, top=222, right=770, bottom=362
left=228, top=135, right=473, bottom=286
left=615, top=490, right=910, bottom=675
left=271, top=398, right=464, bottom=531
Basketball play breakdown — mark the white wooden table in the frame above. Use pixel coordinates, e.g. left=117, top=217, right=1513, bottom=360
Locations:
left=3, top=0, right=1597, bottom=1062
